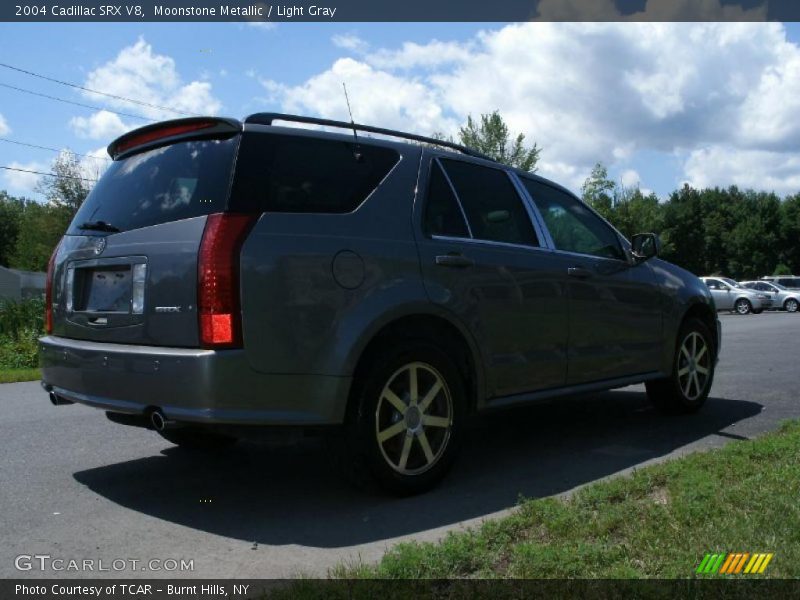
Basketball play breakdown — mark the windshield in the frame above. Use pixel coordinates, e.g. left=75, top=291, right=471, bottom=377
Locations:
left=721, top=277, right=742, bottom=288
left=68, top=136, right=238, bottom=235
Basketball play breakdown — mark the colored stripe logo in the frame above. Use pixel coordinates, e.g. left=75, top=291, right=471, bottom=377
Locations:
left=696, top=553, right=774, bottom=574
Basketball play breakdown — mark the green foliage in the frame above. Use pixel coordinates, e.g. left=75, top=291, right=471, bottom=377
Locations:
left=774, top=263, right=792, bottom=275
left=0, top=298, right=45, bottom=370
left=456, top=111, right=541, bottom=172
left=0, top=191, right=24, bottom=267
left=35, top=151, right=93, bottom=213
left=335, top=421, right=800, bottom=579
left=581, top=163, right=616, bottom=221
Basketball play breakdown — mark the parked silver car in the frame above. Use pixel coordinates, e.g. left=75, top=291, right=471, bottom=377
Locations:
left=741, top=280, right=800, bottom=313
left=760, top=275, right=800, bottom=290
left=701, top=277, right=771, bottom=314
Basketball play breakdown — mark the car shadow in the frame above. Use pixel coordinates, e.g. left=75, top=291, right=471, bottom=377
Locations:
left=73, top=389, right=761, bottom=548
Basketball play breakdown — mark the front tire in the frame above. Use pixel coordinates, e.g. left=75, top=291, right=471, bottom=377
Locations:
left=335, top=341, right=465, bottom=495
left=785, top=298, right=799, bottom=313
left=646, top=318, right=715, bottom=414
left=734, top=298, right=752, bottom=315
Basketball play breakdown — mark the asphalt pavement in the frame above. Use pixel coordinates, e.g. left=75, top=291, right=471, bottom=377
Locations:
left=2, top=312, right=798, bottom=578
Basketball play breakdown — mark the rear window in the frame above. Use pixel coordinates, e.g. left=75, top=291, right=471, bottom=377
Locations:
left=68, top=137, right=238, bottom=235
left=229, top=132, right=400, bottom=214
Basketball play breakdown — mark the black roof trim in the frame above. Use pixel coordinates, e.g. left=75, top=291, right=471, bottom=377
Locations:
left=244, top=112, right=495, bottom=162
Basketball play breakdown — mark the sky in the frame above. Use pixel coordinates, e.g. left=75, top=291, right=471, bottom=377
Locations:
left=2, top=19, right=800, bottom=201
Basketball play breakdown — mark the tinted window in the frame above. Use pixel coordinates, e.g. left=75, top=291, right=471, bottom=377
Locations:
left=705, top=279, right=725, bottom=290
left=522, top=179, right=624, bottom=260
left=68, top=137, right=238, bottom=234
left=424, top=161, right=469, bottom=238
left=230, top=133, right=399, bottom=214
left=440, top=159, right=538, bottom=246
left=778, top=278, right=800, bottom=288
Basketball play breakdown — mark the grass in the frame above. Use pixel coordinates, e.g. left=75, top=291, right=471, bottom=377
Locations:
left=0, top=297, right=44, bottom=372
left=0, top=367, right=41, bottom=384
left=332, top=420, right=800, bottom=579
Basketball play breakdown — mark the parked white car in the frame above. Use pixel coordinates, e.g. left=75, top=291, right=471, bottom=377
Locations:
left=741, top=280, right=800, bottom=313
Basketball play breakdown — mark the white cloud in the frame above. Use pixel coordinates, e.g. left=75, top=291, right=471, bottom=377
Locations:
left=261, top=22, right=800, bottom=194
left=261, top=58, right=458, bottom=136
left=684, top=147, right=800, bottom=196
left=0, top=113, right=10, bottom=136
left=332, top=33, right=369, bottom=53
left=82, top=37, right=222, bottom=121
left=620, top=169, right=641, bottom=188
left=247, top=21, right=276, bottom=31
left=2, top=161, right=46, bottom=196
left=69, top=110, right=131, bottom=140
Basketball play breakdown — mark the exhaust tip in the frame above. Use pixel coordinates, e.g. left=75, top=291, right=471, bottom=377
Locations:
left=49, top=391, right=74, bottom=406
left=150, top=410, right=176, bottom=431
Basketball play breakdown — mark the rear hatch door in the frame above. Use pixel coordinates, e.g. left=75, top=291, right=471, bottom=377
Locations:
left=51, top=119, right=240, bottom=347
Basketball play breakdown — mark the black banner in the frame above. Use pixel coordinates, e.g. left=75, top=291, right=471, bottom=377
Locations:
left=2, top=0, right=800, bottom=23
left=4, top=579, right=800, bottom=600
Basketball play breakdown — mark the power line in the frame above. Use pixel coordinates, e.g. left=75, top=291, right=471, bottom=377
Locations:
left=0, top=165, right=98, bottom=182
left=0, top=61, right=200, bottom=118
left=0, top=137, right=111, bottom=161
left=0, top=82, right=155, bottom=122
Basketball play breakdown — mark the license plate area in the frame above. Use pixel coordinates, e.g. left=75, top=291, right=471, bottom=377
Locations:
left=65, top=256, right=147, bottom=328
left=75, top=266, right=132, bottom=313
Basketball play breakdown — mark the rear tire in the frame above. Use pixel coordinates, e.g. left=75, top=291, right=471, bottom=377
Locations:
left=333, top=340, right=465, bottom=495
left=646, top=318, right=715, bottom=414
left=734, top=299, right=752, bottom=315
left=157, top=428, right=238, bottom=450
left=785, top=298, right=799, bottom=313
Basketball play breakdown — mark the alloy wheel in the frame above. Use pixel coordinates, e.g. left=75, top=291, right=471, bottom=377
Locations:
left=786, top=299, right=799, bottom=313
left=677, top=331, right=711, bottom=401
left=374, top=361, right=453, bottom=475
left=735, top=300, right=751, bottom=315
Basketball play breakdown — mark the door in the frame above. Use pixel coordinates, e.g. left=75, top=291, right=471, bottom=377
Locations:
left=704, top=278, right=732, bottom=310
left=415, top=157, right=569, bottom=398
left=519, top=178, right=663, bottom=385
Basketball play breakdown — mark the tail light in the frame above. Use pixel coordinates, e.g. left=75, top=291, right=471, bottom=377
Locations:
left=45, top=239, right=62, bottom=334
left=197, top=213, right=257, bottom=348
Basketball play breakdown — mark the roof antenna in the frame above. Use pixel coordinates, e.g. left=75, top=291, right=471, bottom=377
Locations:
left=342, top=82, right=362, bottom=162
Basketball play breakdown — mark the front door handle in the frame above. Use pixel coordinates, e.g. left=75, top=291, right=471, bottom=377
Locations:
left=435, top=253, right=474, bottom=268
left=567, top=266, right=593, bottom=279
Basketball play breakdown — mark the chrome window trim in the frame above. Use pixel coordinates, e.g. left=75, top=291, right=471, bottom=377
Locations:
left=432, top=157, right=473, bottom=239
left=430, top=234, right=553, bottom=254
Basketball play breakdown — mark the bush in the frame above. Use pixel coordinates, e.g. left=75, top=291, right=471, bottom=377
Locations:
left=0, top=298, right=45, bottom=369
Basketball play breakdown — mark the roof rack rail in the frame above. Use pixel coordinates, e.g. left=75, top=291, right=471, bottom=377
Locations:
left=244, top=112, right=495, bottom=162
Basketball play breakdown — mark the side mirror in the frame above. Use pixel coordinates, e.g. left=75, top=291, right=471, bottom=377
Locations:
left=630, top=232, right=660, bottom=262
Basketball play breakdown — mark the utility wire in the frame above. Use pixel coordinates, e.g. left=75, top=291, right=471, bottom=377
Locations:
left=0, top=137, right=111, bottom=161
left=0, top=82, right=155, bottom=122
left=0, top=165, right=98, bottom=182
left=0, top=61, right=200, bottom=118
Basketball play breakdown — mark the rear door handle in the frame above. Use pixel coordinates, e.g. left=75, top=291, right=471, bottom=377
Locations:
left=435, top=254, right=474, bottom=268
left=567, top=266, right=593, bottom=279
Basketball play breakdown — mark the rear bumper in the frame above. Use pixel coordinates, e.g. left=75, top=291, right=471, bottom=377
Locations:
left=39, top=336, right=351, bottom=426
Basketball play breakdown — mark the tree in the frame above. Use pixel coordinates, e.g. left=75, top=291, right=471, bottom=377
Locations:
left=0, top=192, right=24, bottom=267
left=456, top=111, right=541, bottom=172
left=35, top=151, right=94, bottom=216
left=581, top=163, right=616, bottom=221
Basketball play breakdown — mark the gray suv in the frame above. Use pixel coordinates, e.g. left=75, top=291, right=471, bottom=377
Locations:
left=40, top=114, right=721, bottom=494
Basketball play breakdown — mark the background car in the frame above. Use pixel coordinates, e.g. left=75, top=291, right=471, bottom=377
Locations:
left=741, top=280, right=800, bottom=313
left=701, top=277, right=771, bottom=314
left=760, top=275, right=800, bottom=290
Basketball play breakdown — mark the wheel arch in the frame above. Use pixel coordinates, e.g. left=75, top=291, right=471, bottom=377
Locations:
left=345, top=310, right=485, bottom=416
left=680, top=301, right=719, bottom=356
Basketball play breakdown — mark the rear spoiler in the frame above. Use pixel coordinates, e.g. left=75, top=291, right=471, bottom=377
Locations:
left=107, top=117, right=242, bottom=160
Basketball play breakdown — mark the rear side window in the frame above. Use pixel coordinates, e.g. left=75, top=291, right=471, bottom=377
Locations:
left=778, top=278, right=800, bottom=287
left=424, top=161, right=469, bottom=238
left=68, top=137, right=238, bottom=234
left=439, top=159, right=539, bottom=246
left=230, top=133, right=400, bottom=214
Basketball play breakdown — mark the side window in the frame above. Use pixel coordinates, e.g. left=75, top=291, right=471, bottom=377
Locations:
left=230, top=133, right=400, bottom=213
left=705, top=279, right=721, bottom=290
left=439, top=159, right=538, bottom=246
left=423, top=161, right=469, bottom=238
left=522, top=179, right=624, bottom=260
